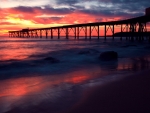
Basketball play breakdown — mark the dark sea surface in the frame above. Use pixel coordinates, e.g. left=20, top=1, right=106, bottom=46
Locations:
left=0, top=36, right=150, bottom=113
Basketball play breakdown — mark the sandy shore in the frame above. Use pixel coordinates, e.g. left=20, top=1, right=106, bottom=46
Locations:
left=4, top=70, right=150, bottom=113
left=3, top=54, right=150, bottom=113
left=65, top=70, right=150, bottom=113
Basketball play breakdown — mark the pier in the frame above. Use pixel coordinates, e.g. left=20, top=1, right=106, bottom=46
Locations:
left=8, top=15, right=150, bottom=41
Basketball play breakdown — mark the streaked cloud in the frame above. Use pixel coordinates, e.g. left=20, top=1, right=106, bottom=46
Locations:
left=0, top=0, right=150, bottom=35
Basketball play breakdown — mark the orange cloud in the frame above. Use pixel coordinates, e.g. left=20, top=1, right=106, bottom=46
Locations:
left=0, top=6, right=147, bottom=36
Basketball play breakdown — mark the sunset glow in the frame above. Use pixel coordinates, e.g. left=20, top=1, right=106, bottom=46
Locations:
left=0, top=0, right=149, bottom=36
left=0, top=68, right=100, bottom=96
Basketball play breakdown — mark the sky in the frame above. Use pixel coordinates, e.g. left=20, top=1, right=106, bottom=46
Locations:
left=0, top=0, right=150, bottom=36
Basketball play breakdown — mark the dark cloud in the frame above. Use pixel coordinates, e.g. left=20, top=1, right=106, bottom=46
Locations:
left=55, top=0, right=79, bottom=5
left=5, top=0, right=150, bottom=18
left=49, top=17, right=63, bottom=20
left=12, top=6, right=35, bottom=13
left=97, top=0, right=150, bottom=12
left=44, top=6, right=75, bottom=14
left=37, top=16, right=64, bottom=21
left=70, top=0, right=150, bottom=18
left=83, top=8, right=143, bottom=17
left=2, top=0, right=150, bottom=24
left=11, top=6, right=75, bottom=15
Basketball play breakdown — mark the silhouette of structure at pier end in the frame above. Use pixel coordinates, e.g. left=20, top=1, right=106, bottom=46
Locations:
left=8, top=8, right=150, bottom=41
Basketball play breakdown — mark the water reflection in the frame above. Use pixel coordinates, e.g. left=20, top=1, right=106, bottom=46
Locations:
left=117, top=57, right=150, bottom=71
left=0, top=67, right=105, bottom=113
left=0, top=56, right=150, bottom=113
left=0, top=42, right=40, bottom=61
left=0, top=68, right=102, bottom=97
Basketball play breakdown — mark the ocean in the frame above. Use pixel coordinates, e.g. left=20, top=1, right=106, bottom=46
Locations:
left=0, top=37, right=150, bottom=113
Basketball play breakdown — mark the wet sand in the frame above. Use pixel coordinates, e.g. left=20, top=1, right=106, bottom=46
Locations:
left=65, top=70, right=150, bottom=113
left=5, top=70, right=150, bottom=113
left=2, top=40, right=150, bottom=113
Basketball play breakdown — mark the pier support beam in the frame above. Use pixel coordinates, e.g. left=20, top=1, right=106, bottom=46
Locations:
left=27, top=31, right=30, bottom=38
left=58, top=28, right=60, bottom=39
left=126, top=24, right=129, bottom=40
left=98, top=25, right=100, bottom=39
left=35, top=31, right=38, bottom=38
left=129, top=23, right=136, bottom=41
left=51, top=29, right=53, bottom=39
left=46, top=30, right=48, bottom=39
left=66, top=28, right=68, bottom=39
left=112, top=24, right=114, bottom=40
left=75, top=27, right=76, bottom=39
left=85, top=26, right=87, bottom=39
left=138, top=22, right=147, bottom=41
left=104, top=25, right=106, bottom=40
left=40, top=30, right=42, bottom=38
left=77, top=27, right=79, bottom=39
left=30, top=31, right=33, bottom=38
left=120, top=24, right=123, bottom=40
left=89, top=26, right=92, bottom=39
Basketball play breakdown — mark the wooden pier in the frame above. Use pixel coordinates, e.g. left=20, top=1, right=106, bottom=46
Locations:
left=8, top=15, right=150, bottom=41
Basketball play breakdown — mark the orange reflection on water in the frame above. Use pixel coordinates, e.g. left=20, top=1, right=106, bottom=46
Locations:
left=0, top=77, right=43, bottom=97
left=64, top=70, right=96, bottom=84
left=117, top=63, right=132, bottom=70
left=117, top=57, right=150, bottom=71
left=71, top=75, right=88, bottom=84
left=0, top=40, right=40, bottom=61
left=3, top=57, right=149, bottom=98
left=0, top=67, right=102, bottom=97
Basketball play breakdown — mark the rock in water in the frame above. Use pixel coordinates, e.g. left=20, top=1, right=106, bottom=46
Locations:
left=99, top=51, right=118, bottom=61
left=44, top=57, right=59, bottom=63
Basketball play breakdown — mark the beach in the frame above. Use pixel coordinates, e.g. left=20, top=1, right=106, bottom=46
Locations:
left=0, top=37, right=150, bottom=113
left=4, top=59, right=150, bottom=113
left=65, top=70, right=150, bottom=113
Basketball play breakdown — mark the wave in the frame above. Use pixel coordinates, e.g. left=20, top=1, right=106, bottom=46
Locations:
left=0, top=40, right=150, bottom=80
